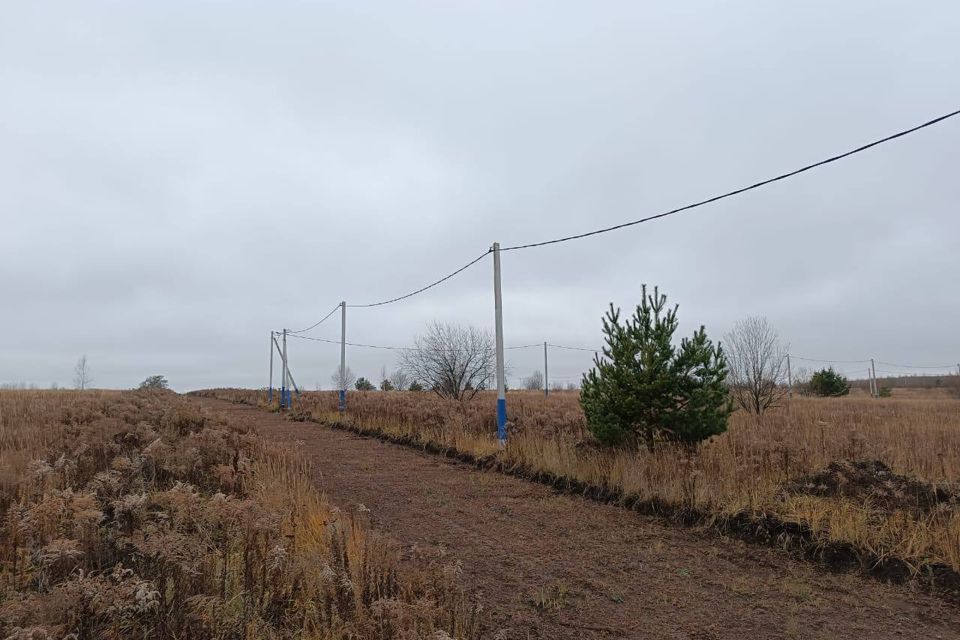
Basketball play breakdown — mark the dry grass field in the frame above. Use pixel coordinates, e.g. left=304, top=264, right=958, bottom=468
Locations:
left=9, top=387, right=956, bottom=637
left=196, top=387, right=960, bottom=586
left=0, top=390, right=478, bottom=639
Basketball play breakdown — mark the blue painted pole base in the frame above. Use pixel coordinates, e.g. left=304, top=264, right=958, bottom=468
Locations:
left=268, top=388, right=273, bottom=402
left=338, top=389, right=346, bottom=413
left=496, top=397, right=507, bottom=443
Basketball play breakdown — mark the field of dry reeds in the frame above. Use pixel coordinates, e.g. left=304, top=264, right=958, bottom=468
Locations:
left=195, top=387, right=960, bottom=588
left=0, top=389, right=479, bottom=639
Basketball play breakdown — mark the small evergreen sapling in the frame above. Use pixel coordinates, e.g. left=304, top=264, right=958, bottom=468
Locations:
left=355, top=377, right=376, bottom=391
left=579, top=285, right=732, bottom=449
left=808, top=368, right=850, bottom=397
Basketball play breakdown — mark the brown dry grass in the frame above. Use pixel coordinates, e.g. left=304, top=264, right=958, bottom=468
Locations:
left=0, top=389, right=479, bottom=639
left=196, top=388, right=960, bottom=578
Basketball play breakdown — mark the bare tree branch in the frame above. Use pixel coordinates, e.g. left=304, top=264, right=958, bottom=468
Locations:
left=724, top=317, right=788, bottom=414
left=330, top=365, right=356, bottom=390
left=73, top=354, right=92, bottom=391
left=399, top=322, right=495, bottom=401
left=523, top=370, right=544, bottom=390
left=388, top=369, right=411, bottom=391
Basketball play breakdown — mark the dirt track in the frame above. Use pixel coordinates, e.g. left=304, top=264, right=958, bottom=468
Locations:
left=192, top=397, right=960, bottom=639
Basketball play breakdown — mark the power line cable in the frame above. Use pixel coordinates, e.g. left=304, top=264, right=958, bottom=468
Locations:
left=279, top=109, right=960, bottom=375
left=286, top=250, right=490, bottom=332
left=548, top=343, right=600, bottom=352
left=348, top=250, right=492, bottom=308
left=876, top=361, right=957, bottom=370
left=501, top=108, right=960, bottom=252
left=288, top=334, right=415, bottom=351
left=290, top=332, right=528, bottom=354
left=874, top=369, right=954, bottom=376
left=287, top=303, right=341, bottom=335
left=790, top=355, right=871, bottom=364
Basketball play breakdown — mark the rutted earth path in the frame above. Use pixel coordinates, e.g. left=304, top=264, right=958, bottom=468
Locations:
left=192, top=397, right=960, bottom=639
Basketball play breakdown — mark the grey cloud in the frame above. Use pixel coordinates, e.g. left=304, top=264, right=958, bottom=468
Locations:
left=2, top=1, right=959, bottom=391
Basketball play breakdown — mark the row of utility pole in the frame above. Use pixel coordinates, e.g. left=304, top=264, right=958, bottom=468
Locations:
left=269, top=243, right=960, bottom=434
left=784, top=354, right=933, bottom=398
left=268, top=243, right=589, bottom=443
left=269, top=242, right=511, bottom=443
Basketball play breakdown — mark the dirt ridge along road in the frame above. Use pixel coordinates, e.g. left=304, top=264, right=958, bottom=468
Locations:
left=192, top=397, right=960, bottom=639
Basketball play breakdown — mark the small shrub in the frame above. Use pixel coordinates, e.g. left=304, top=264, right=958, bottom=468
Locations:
left=355, top=377, right=376, bottom=391
left=138, top=376, right=169, bottom=391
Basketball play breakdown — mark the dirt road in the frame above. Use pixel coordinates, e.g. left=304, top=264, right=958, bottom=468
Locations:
left=192, top=397, right=960, bottom=639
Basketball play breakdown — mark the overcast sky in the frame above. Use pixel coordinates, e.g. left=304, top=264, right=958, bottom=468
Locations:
left=2, top=1, right=959, bottom=391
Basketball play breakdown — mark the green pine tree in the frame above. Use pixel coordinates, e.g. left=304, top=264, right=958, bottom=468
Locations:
left=580, top=285, right=732, bottom=449
left=355, top=377, right=376, bottom=391
left=808, top=368, right=850, bottom=397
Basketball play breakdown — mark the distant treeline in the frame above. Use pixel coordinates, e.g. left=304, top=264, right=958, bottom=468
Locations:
left=848, top=374, right=960, bottom=391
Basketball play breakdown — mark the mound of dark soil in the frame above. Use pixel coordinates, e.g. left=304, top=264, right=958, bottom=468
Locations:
left=781, top=460, right=957, bottom=513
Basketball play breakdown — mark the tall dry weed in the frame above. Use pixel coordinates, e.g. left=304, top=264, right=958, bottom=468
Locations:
left=0, top=390, right=479, bottom=639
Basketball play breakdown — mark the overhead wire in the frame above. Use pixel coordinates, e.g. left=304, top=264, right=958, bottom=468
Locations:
left=876, top=361, right=958, bottom=370
left=288, top=334, right=409, bottom=350
left=287, top=303, right=341, bottom=335
left=875, top=369, right=955, bottom=377
left=790, top=355, right=872, bottom=364
left=278, top=108, right=960, bottom=379
left=547, top=343, right=600, bottom=352
left=289, top=332, right=539, bottom=354
left=501, top=108, right=960, bottom=252
left=284, top=250, right=489, bottom=339
left=348, top=250, right=492, bottom=308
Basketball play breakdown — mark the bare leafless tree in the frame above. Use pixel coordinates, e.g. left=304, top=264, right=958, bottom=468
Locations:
left=73, top=354, right=92, bottom=390
left=523, top=370, right=544, bottom=391
left=389, top=368, right=411, bottom=391
left=724, top=317, right=789, bottom=414
left=792, top=366, right=811, bottom=396
left=399, top=322, right=495, bottom=401
left=330, top=365, right=356, bottom=390
left=378, top=365, right=393, bottom=391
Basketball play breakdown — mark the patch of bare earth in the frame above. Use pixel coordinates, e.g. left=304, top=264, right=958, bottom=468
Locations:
left=781, top=459, right=957, bottom=513
left=191, top=397, right=960, bottom=640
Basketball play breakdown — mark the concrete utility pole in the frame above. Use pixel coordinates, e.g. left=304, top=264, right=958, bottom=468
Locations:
left=543, top=341, right=549, bottom=398
left=339, top=301, right=347, bottom=413
left=871, top=358, right=878, bottom=398
left=786, top=353, right=793, bottom=399
left=282, top=329, right=289, bottom=408
left=284, top=358, right=300, bottom=402
left=271, top=334, right=290, bottom=398
left=493, top=242, right=507, bottom=444
left=268, top=331, right=274, bottom=402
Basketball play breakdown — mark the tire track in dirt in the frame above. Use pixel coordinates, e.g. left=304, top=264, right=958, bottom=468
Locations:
left=193, top=397, right=960, bottom=639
